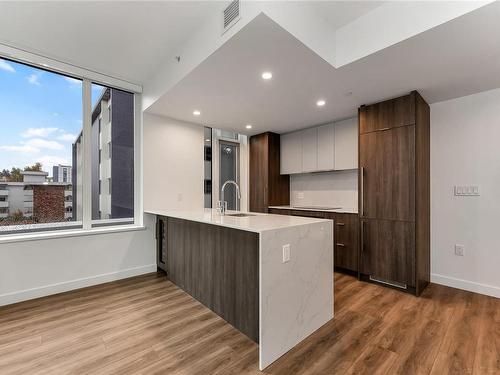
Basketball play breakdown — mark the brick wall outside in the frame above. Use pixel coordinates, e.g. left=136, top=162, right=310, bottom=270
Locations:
left=33, top=185, right=65, bottom=223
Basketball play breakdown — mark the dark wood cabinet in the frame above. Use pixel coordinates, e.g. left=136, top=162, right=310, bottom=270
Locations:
left=359, top=94, right=415, bottom=134
left=358, top=91, right=429, bottom=296
left=249, top=133, right=290, bottom=213
left=268, top=208, right=291, bottom=216
left=360, top=219, right=414, bottom=286
left=360, top=125, right=415, bottom=221
left=164, top=216, right=259, bottom=342
left=328, top=212, right=359, bottom=273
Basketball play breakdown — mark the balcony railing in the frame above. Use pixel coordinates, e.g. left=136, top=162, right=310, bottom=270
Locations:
left=0, top=201, right=8, bottom=208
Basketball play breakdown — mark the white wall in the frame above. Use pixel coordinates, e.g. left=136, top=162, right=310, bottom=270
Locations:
left=143, top=113, right=204, bottom=211
left=290, top=170, right=358, bottom=211
left=431, top=87, right=500, bottom=298
left=0, top=214, right=157, bottom=306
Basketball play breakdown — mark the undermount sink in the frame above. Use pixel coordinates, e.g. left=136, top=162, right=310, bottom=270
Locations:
left=226, top=213, right=256, bottom=217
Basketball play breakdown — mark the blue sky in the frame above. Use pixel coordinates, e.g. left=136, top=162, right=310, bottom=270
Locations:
left=0, top=58, right=103, bottom=176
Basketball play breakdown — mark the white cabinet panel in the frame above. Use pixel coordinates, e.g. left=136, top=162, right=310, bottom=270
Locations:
left=301, top=128, right=318, bottom=172
left=334, top=117, right=358, bottom=170
left=317, top=124, right=335, bottom=171
left=280, top=131, right=302, bottom=174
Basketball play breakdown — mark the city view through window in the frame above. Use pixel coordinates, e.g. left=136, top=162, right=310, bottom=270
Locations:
left=0, top=58, right=134, bottom=231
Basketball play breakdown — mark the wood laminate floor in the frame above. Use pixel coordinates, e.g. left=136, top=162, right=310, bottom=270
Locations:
left=0, top=272, right=498, bottom=375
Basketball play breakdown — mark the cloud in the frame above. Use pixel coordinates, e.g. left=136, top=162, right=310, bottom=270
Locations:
left=0, top=145, right=39, bottom=153
left=57, top=133, right=77, bottom=142
left=26, top=73, right=41, bottom=86
left=23, top=138, right=64, bottom=151
left=21, top=127, right=59, bottom=138
left=0, top=59, right=15, bottom=73
left=37, top=155, right=69, bottom=169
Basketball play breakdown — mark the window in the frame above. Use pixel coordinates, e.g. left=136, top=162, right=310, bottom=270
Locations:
left=0, top=54, right=137, bottom=235
left=91, top=84, right=134, bottom=225
left=0, top=58, right=82, bottom=232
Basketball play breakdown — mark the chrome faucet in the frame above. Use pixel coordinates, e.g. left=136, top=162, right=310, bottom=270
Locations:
left=218, top=180, right=241, bottom=215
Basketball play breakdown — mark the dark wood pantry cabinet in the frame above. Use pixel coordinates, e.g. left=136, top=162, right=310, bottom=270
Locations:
left=358, top=91, right=430, bottom=296
left=249, top=133, right=290, bottom=213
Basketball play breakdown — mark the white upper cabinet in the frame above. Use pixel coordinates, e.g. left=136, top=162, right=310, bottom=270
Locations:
left=280, top=131, right=302, bottom=174
left=280, top=117, right=358, bottom=174
left=317, top=124, right=335, bottom=171
left=301, top=127, right=318, bottom=172
left=334, top=117, right=358, bottom=170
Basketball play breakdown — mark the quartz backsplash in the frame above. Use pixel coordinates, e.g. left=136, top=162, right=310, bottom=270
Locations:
left=289, top=170, right=358, bottom=211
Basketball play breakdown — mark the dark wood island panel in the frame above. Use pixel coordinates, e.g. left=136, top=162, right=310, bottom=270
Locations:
left=160, top=216, right=260, bottom=343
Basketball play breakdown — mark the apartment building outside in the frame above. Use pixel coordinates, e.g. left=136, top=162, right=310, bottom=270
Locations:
left=53, top=164, right=72, bottom=183
left=72, top=87, right=134, bottom=221
left=0, top=171, right=73, bottom=223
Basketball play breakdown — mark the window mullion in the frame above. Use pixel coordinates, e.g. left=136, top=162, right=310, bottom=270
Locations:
left=82, top=79, right=92, bottom=229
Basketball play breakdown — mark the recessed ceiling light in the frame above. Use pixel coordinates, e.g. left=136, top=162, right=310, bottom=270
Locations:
left=316, top=100, right=326, bottom=107
left=261, top=72, right=272, bottom=80
left=246, top=124, right=253, bottom=129
left=193, top=110, right=201, bottom=116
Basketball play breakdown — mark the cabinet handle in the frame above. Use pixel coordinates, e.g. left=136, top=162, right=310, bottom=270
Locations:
left=360, top=167, right=365, bottom=217
left=360, top=220, right=364, bottom=253
left=336, top=222, right=345, bottom=226
left=379, top=127, right=391, bottom=131
left=336, top=243, right=345, bottom=247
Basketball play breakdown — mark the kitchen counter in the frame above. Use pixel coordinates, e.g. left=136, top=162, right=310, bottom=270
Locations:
left=149, top=208, right=334, bottom=370
left=146, top=208, right=331, bottom=233
left=268, top=205, right=358, bottom=214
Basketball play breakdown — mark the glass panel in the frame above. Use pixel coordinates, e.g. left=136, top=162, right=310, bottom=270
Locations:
left=90, top=84, right=134, bottom=226
left=219, top=141, right=239, bottom=211
left=204, top=127, right=212, bottom=209
left=0, top=58, right=82, bottom=233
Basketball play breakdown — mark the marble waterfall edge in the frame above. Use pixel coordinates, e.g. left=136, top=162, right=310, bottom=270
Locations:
left=259, top=221, right=334, bottom=370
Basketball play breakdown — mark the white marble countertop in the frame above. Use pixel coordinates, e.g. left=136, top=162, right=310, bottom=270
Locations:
left=268, top=205, right=358, bottom=214
left=145, top=208, right=331, bottom=233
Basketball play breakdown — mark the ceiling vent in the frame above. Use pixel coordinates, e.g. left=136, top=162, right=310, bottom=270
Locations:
left=222, top=0, right=240, bottom=34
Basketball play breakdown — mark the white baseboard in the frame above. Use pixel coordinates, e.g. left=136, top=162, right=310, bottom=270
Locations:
left=431, top=273, right=500, bottom=298
left=0, top=264, right=158, bottom=307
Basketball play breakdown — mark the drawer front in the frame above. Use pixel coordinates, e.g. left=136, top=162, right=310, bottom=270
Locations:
left=291, top=210, right=326, bottom=219
left=328, top=213, right=359, bottom=272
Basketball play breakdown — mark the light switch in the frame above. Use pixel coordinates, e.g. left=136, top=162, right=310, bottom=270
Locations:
left=454, top=185, right=480, bottom=196
left=282, top=244, right=291, bottom=263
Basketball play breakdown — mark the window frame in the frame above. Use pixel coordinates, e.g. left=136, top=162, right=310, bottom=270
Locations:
left=0, top=44, right=143, bottom=242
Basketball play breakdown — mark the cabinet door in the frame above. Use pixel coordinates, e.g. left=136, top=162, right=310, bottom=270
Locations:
left=334, top=118, right=357, bottom=170
left=359, top=125, right=415, bottom=221
left=333, top=213, right=359, bottom=272
left=301, top=128, right=318, bottom=172
left=249, top=134, right=269, bottom=213
left=317, top=124, right=335, bottom=171
left=359, top=93, right=415, bottom=134
left=360, top=219, right=415, bottom=287
left=280, top=132, right=302, bottom=174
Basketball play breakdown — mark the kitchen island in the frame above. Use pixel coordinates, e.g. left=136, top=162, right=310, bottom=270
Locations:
left=147, top=209, right=334, bottom=370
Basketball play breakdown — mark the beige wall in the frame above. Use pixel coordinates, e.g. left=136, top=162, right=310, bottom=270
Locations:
left=143, top=113, right=204, bottom=211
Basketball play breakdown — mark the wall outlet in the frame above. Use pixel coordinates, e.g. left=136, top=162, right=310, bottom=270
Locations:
left=282, top=244, right=291, bottom=263
left=297, top=192, right=305, bottom=199
left=455, top=244, right=465, bottom=256
left=177, top=193, right=183, bottom=202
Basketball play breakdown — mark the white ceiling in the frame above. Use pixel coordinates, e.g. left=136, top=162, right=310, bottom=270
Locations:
left=147, top=2, right=500, bottom=135
left=307, top=1, right=384, bottom=29
left=0, top=1, right=222, bottom=84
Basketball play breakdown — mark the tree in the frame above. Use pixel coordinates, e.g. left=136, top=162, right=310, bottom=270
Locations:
left=24, top=162, right=43, bottom=172
left=9, top=167, right=22, bottom=182
left=0, top=169, right=10, bottom=179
